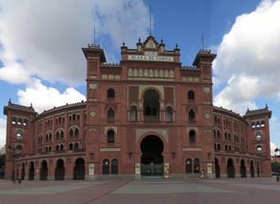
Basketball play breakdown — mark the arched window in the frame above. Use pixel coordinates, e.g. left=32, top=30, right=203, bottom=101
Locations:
left=74, top=143, right=79, bottom=150
left=130, top=106, right=137, bottom=121
left=217, top=130, right=221, bottom=139
left=188, top=90, right=195, bottom=100
left=75, top=128, right=79, bottom=137
left=188, top=109, right=195, bottom=122
left=107, top=130, right=115, bottom=143
left=60, top=131, right=64, bottom=140
left=107, top=108, right=115, bottom=121
left=111, top=159, right=118, bottom=174
left=189, top=130, right=196, bottom=144
left=194, top=158, right=200, bottom=173
left=15, top=145, right=22, bottom=155
left=12, top=117, right=17, bottom=125
left=165, top=106, right=173, bottom=121
left=107, top=88, right=115, bottom=99
left=143, top=90, right=160, bottom=121
left=256, top=132, right=261, bottom=141
left=69, top=129, right=74, bottom=138
left=56, top=132, right=59, bottom=140
left=102, top=159, right=110, bottom=174
left=69, top=143, right=73, bottom=150
left=17, top=118, right=22, bottom=125
left=256, top=145, right=262, bottom=153
left=16, top=131, right=23, bottom=140
left=23, top=119, right=28, bottom=126
left=60, top=144, right=64, bottom=151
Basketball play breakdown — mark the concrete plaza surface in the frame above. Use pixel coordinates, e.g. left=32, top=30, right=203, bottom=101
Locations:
left=0, top=177, right=280, bottom=204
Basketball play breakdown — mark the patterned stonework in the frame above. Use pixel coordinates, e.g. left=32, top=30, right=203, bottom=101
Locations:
left=135, top=128, right=169, bottom=144
left=139, top=85, right=164, bottom=99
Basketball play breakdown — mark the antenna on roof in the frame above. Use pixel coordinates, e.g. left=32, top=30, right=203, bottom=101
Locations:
left=149, top=5, right=152, bottom=36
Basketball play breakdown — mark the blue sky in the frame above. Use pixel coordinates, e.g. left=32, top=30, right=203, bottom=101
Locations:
left=0, top=0, right=280, bottom=154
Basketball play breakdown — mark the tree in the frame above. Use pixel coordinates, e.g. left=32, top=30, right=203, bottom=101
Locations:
left=271, top=161, right=280, bottom=173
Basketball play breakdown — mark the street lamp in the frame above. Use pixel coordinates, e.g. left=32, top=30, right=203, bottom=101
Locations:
left=7, top=146, right=15, bottom=182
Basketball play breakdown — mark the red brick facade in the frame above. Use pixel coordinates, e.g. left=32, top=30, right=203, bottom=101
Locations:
left=3, top=36, right=271, bottom=180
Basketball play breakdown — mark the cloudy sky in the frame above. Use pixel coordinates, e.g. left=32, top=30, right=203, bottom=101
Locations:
left=0, top=0, right=280, bottom=154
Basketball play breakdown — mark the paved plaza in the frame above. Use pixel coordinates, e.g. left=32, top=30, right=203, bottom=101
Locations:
left=0, top=177, right=280, bottom=204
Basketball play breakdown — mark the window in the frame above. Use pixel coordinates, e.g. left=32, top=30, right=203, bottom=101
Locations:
left=69, top=143, right=73, bottom=150
left=23, top=119, right=28, bottom=126
left=75, top=128, right=79, bottom=137
left=16, top=131, right=23, bottom=140
left=60, top=130, right=64, bottom=140
left=69, top=129, right=74, bottom=138
left=107, top=88, right=115, bottom=98
left=14, top=145, right=22, bottom=156
left=130, top=106, right=137, bottom=121
left=256, top=132, right=262, bottom=141
left=107, top=108, right=115, bottom=121
left=17, top=118, right=22, bottom=125
left=107, top=130, right=115, bottom=143
left=188, top=90, right=195, bottom=100
left=166, top=106, right=173, bottom=121
left=12, top=117, right=17, bottom=125
left=188, top=109, right=195, bottom=122
left=189, top=130, right=196, bottom=144
left=256, top=145, right=262, bottom=153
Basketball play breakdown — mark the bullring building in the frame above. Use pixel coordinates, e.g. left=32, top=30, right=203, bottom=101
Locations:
left=4, top=36, right=272, bottom=180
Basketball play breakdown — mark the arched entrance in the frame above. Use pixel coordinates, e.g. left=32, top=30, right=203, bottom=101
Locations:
left=140, top=135, right=164, bottom=176
left=40, top=160, right=48, bottom=180
left=73, top=158, right=85, bottom=180
left=215, top=158, right=220, bottom=178
left=240, top=159, right=246, bottom=178
left=21, top=163, right=25, bottom=180
left=250, top=160, right=255, bottom=177
left=55, top=159, right=65, bottom=180
left=29, top=162, right=34, bottom=180
left=227, top=158, right=235, bottom=178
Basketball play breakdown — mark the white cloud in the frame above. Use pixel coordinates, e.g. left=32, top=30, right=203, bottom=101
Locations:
left=0, top=117, right=6, bottom=148
left=271, top=142, right=277, bottom=156
left=17, top=79, right=86, bottom=113
left=0, top=0, right=150, bottom=85
left=93, top=0, right=150, bottom=48
left=213, top=0, right=280, bottom=112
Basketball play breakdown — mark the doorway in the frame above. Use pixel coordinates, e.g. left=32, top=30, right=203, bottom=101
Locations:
left=140, top=135, right=164, bottom=176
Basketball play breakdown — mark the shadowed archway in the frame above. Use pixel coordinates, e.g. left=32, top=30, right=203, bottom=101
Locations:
left=140, top=135, right=164, bottom=176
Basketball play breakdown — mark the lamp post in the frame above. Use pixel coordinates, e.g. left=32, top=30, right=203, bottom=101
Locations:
left=7, top=146, right=15, bottom=182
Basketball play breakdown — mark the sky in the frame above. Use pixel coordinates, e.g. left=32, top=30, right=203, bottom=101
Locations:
left=0, top=0, right=280, bottom=155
